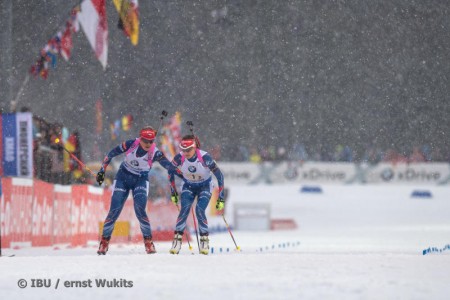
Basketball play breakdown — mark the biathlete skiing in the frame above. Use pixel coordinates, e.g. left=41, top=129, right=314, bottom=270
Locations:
left=169, top=134, right=225, bottom=255
left=96, top=126, right=178, bottom=255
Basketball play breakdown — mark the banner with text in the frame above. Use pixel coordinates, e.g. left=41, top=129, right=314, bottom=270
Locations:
left=218, top=162, right=450, bottom=185
left=1, top=113, right=33, bottom=178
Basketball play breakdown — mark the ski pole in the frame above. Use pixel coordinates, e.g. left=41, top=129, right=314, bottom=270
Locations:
left=155, top=110, right=168, bottom=138
left=174, top=204, right=194, bottom=252
left=222, top=213, right=241, bottom=251
left=54, top=138, right=96, bottom=177
left=186, top=120, right=194, bottom=134
left=191, top=206, right=201, bottom=253
left=186, top=120, right=201, bottom=148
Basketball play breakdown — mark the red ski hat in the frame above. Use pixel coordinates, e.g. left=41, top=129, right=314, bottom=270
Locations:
left=140, top=127, right=156, bottom=141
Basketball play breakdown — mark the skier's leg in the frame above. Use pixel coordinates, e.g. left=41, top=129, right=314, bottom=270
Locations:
left=132, top=179, right=151, bottom=238
left=101, top=179, right=129, bottom=238
left=196, top=187, right=212, bottom=236
left=174, top=186, right=196, bottom=234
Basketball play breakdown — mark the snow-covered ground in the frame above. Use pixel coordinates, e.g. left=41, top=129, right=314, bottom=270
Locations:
left=1, top=184, right=449, bottom=300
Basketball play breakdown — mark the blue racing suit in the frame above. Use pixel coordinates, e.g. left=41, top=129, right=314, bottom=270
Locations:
left=170, top=149, right=224, bottom=236
left=100, top=139, right=176, bottom=239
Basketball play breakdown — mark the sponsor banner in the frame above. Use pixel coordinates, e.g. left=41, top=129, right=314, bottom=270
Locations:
left=147, top=201, right=178, bottom=230
left=220, top=162, right=355, bottom=185
left=1, top=113, right=33, bottom=178
left=32, top=180, right=54, bottom=246
left=53, top=184, right=72, bottom=244
left=71, top=185, right=88, bottom=247
left=2, top=114, right=17, bottom=177
left=16, top=113, right=33, bottom=178
left=0, top=114, right=3, bottom=176
left=86, top=186, right=105, bottom=242
left=2, top=178, right=188, bottom=249
left=71, top=185, right=104, bottom=246
left=219, top=162, right=450, bottom=185
left=364, top=163, right=450, bottom=185
left=0, top=177, right=12, bottom=247
left=0, top=178, right=33, bottom=248
left=147, top=201, right=179, bottom=241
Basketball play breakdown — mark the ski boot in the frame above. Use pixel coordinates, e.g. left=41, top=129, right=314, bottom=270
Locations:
left=97, top=236, right=110, bottom=255
left=169, top=233, right=183, bottom=254
left=144, top=237, right=157, bottom=254
left=200, top=235, right=209, bottom=255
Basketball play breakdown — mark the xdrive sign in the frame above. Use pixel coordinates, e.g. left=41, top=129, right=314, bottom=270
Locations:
left=380, top=167, right=441, bottom=182
left=301, top=168, right=346, bottom=181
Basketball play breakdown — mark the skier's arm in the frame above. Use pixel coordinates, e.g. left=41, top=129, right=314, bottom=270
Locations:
left=153, top=150, right=179, bottom=174
left=100, top=140, right=134, bottom=172
left=204, top=154, right=225, bottom=198
left=170, top=154, right=184, bottom=179
left=168, top=172, right=179, bottom=206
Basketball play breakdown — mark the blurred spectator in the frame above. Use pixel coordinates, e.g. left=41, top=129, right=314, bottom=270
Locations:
left=276, top=146, right=287, bottom=161
left=421, top=144, right=432, bottom=161
left=409, top=146, right=425, bottom=163
left=362, top=146, right=383, bottom=164
left=383, top=149, right=408, bottom=164
left=249, top=147, right=262, bottom=163
left=289, top=143, right=309, bottom=162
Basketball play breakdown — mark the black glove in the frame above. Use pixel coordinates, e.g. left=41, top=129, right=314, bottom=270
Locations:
left=96, top=171, right=105, bottom=186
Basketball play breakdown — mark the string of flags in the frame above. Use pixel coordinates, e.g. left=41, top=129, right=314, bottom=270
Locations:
left=159, top=112, right=182, bottom=160
left=30, top=0, right=140, bottom=79
left=29, top=8, right=79, bottom=79
left=110, top=114, right=134, bottom=140
left=108, top=112, right=182, bottom=158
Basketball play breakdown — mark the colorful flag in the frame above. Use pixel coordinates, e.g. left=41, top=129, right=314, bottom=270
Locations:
left=113, top=0, right=139, bottom=46
left=110, top=119, right=121, bottom=140
left=30, top=7, right=80, bottom=79
left=95, top=99, right=103, bottom=134
left=29, top=52, right=49, bottom=79
left=78, top=0, right=108, bottom=69
left=70, top=7, right=80, bottom=32
left=159, top=112, right=182, bottom=160
left=62, top=127, right=75, bottom=172
left=44, top=44, right=58, bottom=69
left=60, top=23, right=73, bottom=61
left=121, top=114, right=133, bottom=131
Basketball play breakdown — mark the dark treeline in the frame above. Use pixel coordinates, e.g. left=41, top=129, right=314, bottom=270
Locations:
left=1, top=0, right=449, bottom=162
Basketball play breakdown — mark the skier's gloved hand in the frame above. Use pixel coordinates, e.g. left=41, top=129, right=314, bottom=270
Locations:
left=171, top=192, right=179, bottom=205
left=216, top=197, right=225, bottom=211
left=96, top=171, right=105, bottom=186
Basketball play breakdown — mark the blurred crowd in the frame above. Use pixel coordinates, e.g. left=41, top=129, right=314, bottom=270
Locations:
left=26, top=103, right=448, bottom=186
left=212, top=143, right=450, bottom=164
left=32, top=113, right=85, bottom=185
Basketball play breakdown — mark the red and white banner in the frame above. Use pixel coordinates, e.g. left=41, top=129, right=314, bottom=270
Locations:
left=0, top=177, right=186, bottom=249
left=32, top=180, right=54, bottom=246
left=78, top=0, right=108, bottom=69
left=1, top=178, right=33, bottom=248
left=71, top=185, right=105, bottom=246
left=52, top=185, right=72, bottom=245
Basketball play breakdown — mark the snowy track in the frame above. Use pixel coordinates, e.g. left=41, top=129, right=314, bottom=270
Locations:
left=1, top=185, right=449, bottom=300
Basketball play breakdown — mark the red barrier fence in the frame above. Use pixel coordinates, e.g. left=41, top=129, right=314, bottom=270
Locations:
left=2, top=178, right=33, bottom=248
left=0, top=177, right=179, bottom=249
left=32, top=180, right=54, bottom=246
